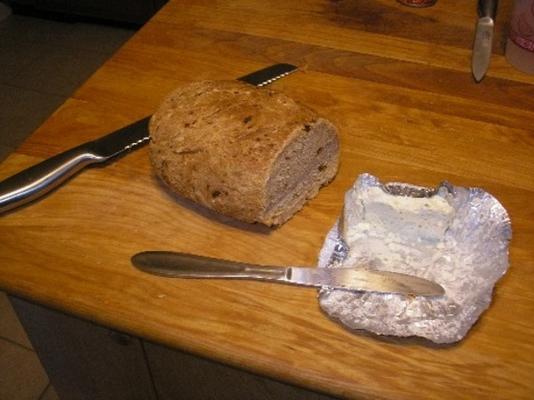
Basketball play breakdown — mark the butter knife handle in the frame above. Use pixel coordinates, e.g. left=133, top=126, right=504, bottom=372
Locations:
left=478, top=0, right=498, bottom=19
left=132, top=251, right=288, bottom=280
left=0, top=145, right=104, bottom=214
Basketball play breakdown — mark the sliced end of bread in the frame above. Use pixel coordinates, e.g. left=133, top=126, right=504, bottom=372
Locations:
left=260, top=118, right=339, bottom=226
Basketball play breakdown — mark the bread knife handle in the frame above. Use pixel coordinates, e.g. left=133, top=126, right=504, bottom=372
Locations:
left=0, top=144, right=104, bottom=213
left=478, top=0, right=498, bottom=20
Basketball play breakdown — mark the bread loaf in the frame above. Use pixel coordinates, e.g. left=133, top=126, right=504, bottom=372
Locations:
left=149, top=80, right=339, bottom=226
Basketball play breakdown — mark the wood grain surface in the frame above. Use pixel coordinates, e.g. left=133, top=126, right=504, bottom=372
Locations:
left=1, top=1, right=534, bottom=399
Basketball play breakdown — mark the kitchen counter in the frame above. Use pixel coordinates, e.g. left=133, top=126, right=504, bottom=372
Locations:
left=1, top=1, right=534, bottom=399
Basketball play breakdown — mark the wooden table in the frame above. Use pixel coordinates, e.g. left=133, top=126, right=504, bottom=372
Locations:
left=1, top=1, right=533, bottom=399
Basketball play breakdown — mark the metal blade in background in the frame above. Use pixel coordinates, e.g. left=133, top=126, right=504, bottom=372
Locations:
left=88, top=117, right=151, bottom=159
left=237, top=63, right=298, bottom=87
left=472, top=0, right=498, bottom=82
left=472, top=17, right=494, bottom=82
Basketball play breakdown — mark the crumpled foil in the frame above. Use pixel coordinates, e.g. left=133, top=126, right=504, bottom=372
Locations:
left=317, top=173, right=511, bottom=344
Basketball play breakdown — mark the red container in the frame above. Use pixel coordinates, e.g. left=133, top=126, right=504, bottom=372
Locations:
left=506, top=0, right=534, bottom=74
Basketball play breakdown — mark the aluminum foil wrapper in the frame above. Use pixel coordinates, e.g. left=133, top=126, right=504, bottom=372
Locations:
left=317, top=173, right=511, bottom=344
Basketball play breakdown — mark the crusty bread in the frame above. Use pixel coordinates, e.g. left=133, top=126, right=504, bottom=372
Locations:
left=149, top=80, right=339, bottom=226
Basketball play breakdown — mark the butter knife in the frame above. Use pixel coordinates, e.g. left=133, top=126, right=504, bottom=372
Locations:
left=472, top=0, right=498, bottom=82
left=0, top=63, right=298, bottom=214
left=131, top=251, right=445, bottom=297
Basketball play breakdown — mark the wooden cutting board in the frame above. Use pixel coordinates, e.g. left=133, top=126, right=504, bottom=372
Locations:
left=1, top=1, right=534, bottom=399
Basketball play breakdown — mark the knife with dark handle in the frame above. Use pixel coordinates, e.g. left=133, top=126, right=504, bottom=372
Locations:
left=131, top=251, right=446, bottom=297
left=472, top=0, right=498, bottom=82
left=0, top=63, right=298, bottom=214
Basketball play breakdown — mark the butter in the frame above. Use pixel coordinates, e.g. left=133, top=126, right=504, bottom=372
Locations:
left=317, top=173, right=511, bottom=343
left=343, top=184, right=454, bottom=272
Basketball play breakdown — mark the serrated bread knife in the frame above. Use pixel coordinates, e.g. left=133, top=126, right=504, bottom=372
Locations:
left=472, top=0, right=498, bottom=82
left=0, top=63, right=298, bottom=214
left=131, top=251, right=445, bottom=297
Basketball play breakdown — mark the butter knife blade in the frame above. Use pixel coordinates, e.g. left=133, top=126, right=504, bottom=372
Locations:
left=0, top=63, right=298, bottom=214
left=472, top=0, right=498, bottom=82
left=132, top=251, right=445, bottom=297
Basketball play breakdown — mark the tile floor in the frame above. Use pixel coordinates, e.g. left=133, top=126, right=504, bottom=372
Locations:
left=0, top=5, right=135, bottom=399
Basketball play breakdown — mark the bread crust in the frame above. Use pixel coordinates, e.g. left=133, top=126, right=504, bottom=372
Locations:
left=149, top=80, right=338, bottom=225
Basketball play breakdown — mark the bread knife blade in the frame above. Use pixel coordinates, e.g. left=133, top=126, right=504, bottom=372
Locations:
left=0, top=63, right=298, bottom=214
left=131, top=251, right=445, bottom=297
left=472, top=0, right=498, bottom=82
